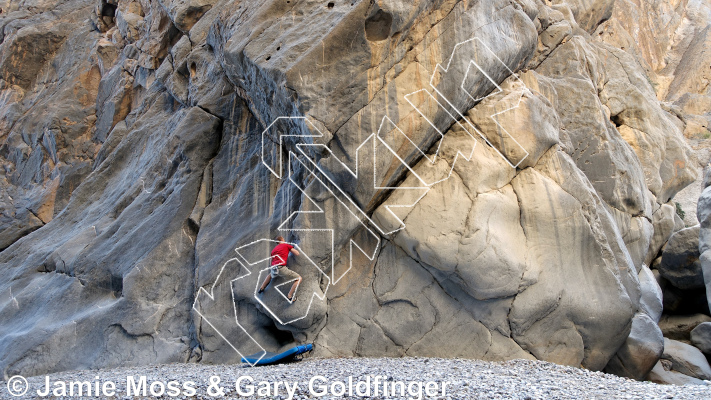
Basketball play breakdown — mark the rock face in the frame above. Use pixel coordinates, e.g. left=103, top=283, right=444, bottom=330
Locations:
left=604, top=313, right=664, bottom=380
left=648, top=359, right=710, bottom=386
left=660, top=338, right=711, bottom=381
left=699, top=180, right=711, bottom=313
left=690, top=322, right=711, bottom=356
left=597, top=0, right=711, bottom=228
left=659, top=226, right=704, bottom=289
left=0, top=0, right=701, bottom=380
left=638, top=264, right=664, bottom=323
left=658, top=314, right=711, bottom=342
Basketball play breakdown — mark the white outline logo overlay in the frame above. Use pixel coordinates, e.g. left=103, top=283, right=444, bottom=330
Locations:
left=193, top=35, right=531, bottom=365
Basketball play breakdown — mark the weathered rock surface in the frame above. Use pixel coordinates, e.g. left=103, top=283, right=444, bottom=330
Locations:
left=647, top=359, right=710, bottom=386
left=659, top=226, right=704, bottom=289
left=658, top=314, right=711, bottom=342
left=690, top=322, right=711, bottom=356
left=638, top=264, right=664, bottom=323
left=660, top=338, right=711, bottom=380
left=598, top=0, right=711, bottom=230
left=604, top=313, right=664, bottom=380
left=646, top=203, right=684, bottom=266
left=698, top=181, right=711, bottom=312
left=0, top=0, right=701, bottom=382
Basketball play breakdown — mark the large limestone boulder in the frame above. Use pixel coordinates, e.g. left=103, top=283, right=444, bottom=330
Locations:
left=158, top=0, right=215, bottom=33
left=691, top=322, right=711, bottom=356
left=698, top=185, right=711, bottom=312
left=507, top=156, right=637, bottom=370
left=638, top=264, right=663, bottom=323
left=647, top=359, right=710, bottom=386
left=659, top=226, right=704, bottom=289
left=0, top=0, right=701, bottom=382
left=646, top=203, right=683, bottom=266
left=661, top=338, right=711, bottom=381
left=604, top=313, right=664, bottom=380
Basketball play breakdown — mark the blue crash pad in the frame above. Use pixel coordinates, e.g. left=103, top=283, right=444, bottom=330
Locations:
left=241, top=343, right=313, bottom=366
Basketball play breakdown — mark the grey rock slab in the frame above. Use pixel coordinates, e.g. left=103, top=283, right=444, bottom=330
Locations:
left=604, top=313, right=664, bottom=381
left=536, top=38, right=651, bottom=217
left=659, top=226, right=704, bottom=289
left=0, top=101, right=220, bottom=378
left=690, top=322, right=711, bottom=356
left=509, top=165, right=635, bottom=370
left=700, top=249, right=711, bottom=313
left=661, top=338, right=711, bottom=380
left=646, top=203, right=680, bottom=265
left=638, top=263, right=663, bottom=323
left=647, top=359, right=710, bottom=386
left=699, top=186, right=711, bottom=311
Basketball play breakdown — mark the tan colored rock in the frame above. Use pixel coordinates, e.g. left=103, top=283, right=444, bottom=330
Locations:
left=536, top=38, right=652, bottom=217
left=158, top=0, right=215, bottom=34
left=659, top=314, right=711, bottom=342
left=598, top=48, right=697, bottom=204
left=116, top=9, right=143, bottom=43
left=0, top=22, right=67, bottom=90
left=666, top=25, right=711, bottom=102
left=559, top=0, right=614, bottom=33
left=96, top=38, right=120, bottom=76
left=466, top=77, right=560, bottom=169
left=0, top=0, right=703, bottom=382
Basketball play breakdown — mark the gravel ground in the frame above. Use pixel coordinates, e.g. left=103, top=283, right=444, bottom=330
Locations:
left=2, top=357, right=710, bottom=400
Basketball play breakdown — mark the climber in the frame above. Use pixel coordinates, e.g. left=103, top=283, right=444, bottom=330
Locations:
left=258, top=236, right=301, bottom=303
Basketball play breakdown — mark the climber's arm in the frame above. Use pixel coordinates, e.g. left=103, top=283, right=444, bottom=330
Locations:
left=290, top=247, right=300, bottom=256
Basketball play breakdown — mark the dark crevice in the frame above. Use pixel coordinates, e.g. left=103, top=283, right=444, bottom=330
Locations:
left=186, top=215, right=202, bottom=363
left=25, top=207, right=47, bottom=225
left=611, top=114, right=623, bottom=128
left=107, top=323, right=154, bottom=341
left=0, top=224, right=42, bottom=252
left=100, top=1, right=117, bottom=17
left=365, top=9, right=393, bottom=42
left=187, top=114, right=224, bottom=363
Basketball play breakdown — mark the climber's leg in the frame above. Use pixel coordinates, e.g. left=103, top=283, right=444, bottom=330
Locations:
left=259, top=266, right=279, bottom=293
left=287, top=275, right=301, bottom=302
left=258, top=275, right=271, bottom=293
